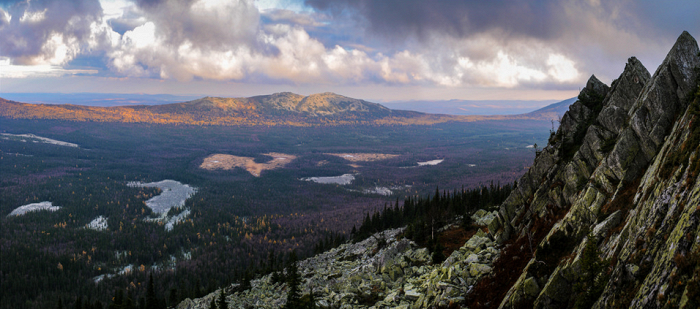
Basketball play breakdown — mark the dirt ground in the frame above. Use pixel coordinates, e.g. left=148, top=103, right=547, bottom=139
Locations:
left=200, top=152, right=297, bottom=176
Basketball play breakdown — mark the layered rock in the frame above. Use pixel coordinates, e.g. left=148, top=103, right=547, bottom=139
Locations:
left=489, top=31, right=700, bottom=309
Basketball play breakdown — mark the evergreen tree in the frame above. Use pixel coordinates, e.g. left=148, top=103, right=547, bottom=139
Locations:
left=217, top=289, right=227, bottom=309
left=208, top=297, right=217, bottom=309
left=195, top=279, right=203, bottom=298
left=285, top=252, right=302, bottom=309
left=168, top=288, right=178, bottom=307
left=432, top=242, right=446, bottom=264
left=57, top=297, right=64, bottom=309
left=146, top=273, right=157, bottom=309
left=109, top=289, right=124, bottom=309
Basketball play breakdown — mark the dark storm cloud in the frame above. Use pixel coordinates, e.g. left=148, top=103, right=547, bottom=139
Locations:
left=0, top=0, right=103, bottom=64
left=304, top=0, right=564, bottom=42
left=304, top=0, right=699, bottom=44
left=632, top=0, right=700, bottom=37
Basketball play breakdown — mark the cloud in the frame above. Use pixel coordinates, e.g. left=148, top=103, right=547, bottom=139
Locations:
left=304, top=0, right=564, bottom=42
left=0, top=0, right=696, bottom=93
left=304, top=0, right=698, bottom=84
left=0, top=0, right=104, bottom=65
left=0, top=57, right=98, bottom=78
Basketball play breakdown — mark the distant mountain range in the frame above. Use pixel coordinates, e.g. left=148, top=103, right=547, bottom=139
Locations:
left=0, top=92, right=574, bottom=126
left=0, top=92, right=202, bottom=107
left=380, top=98, right=567, bottom=116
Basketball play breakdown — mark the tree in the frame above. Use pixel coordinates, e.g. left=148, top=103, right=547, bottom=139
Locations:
left=146, top=273, right=157, bottom=309
left=217, top=289, right=226, bottom=309
left=168, top=288, right=178, bottom=307
left=285, top=252, right=302, bottom=309
left=432, top=242, right=446, bottom=264
left=208, top=296, right=217, bottom=309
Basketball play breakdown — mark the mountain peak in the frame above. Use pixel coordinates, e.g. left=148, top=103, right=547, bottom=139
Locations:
left=661, top=30, right=700, bottom=100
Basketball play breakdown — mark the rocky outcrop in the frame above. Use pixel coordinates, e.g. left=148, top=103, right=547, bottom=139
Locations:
left=489, top=31, right=700, bottom=309
left=176, top=212, right=502, bottom=309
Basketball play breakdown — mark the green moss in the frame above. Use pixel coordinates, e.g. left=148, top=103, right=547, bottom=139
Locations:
left=660, top=96, right=700, bottom=181
left=573, top=236, right=610, bottom=309
left=623, top=144, right=640, bottom=170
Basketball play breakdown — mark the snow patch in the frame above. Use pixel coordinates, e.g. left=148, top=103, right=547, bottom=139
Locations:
left=8, top=201, right=61, bottom=216
left=362, top=187, right=393, bottom=196
left=417, top=159, right=444, bottom=166
left=1, top=133, right=79, bottom=147
left=301, top=174, right=355, bottom=185
left=86, top=216, right=108, bottom=231
left=128, top=180, right=196, bottom=231
left=165, top=209, right=191, bottom=232
left=127, top=180, right=196, bottom=215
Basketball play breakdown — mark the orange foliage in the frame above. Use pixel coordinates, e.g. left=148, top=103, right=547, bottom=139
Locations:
left=0, top=98, right=545, bottom=127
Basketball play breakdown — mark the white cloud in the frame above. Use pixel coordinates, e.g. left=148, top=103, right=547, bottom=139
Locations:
left=19, top=8, right=47, bottom=23
left=0, top=59, right=97, bottom=78
left=1, top=8, right=13, bottom=24
left=99, top=0, right=133, bottom=20
left=547, top=53, right=579, bottom=82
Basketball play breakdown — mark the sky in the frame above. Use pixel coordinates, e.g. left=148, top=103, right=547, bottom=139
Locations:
left=0, top=0, right=698, bottom=102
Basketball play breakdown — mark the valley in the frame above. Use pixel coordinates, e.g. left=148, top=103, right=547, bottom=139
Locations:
left=0, top=113, right=551, bottom=309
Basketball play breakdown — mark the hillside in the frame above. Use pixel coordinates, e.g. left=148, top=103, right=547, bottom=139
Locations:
left=174, top=31, right=700, bottom=309
left=0, top=92, right=567, bottom=127
left=525, top=97, right=578, bottom=122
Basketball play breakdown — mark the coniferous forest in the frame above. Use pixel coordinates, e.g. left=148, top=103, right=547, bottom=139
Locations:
left=0, top=118, right=549, bottom=309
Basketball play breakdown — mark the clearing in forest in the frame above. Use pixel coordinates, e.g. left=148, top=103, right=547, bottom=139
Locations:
left=200, top=153, right=297, bottom=176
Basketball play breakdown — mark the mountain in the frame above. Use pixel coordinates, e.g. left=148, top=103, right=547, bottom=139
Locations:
left=0, top=92, right=569, bottom=127
left=0, top=92, right=200, bottom=107
left=379, top=99, right=564, bottom=116
left=174, top=31, right=700, bottom=309
left=144, top=92, right=393, bottom=117
left=525, top=96, right=578, bottom=122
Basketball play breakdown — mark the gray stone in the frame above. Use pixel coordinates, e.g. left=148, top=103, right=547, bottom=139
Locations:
left=469, top=263, right=493, bottom=277
left=404, top=289, right=422, bottom=301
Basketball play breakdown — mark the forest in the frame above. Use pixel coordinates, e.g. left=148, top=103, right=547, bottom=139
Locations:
left=0, top=117, right=550, bottom=309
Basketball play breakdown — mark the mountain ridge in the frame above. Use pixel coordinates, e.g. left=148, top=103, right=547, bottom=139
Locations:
left=0, top=92, right=569, bottom=127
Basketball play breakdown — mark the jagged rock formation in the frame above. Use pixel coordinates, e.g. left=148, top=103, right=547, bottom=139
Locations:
left=486, top=31, right=700, bottom=309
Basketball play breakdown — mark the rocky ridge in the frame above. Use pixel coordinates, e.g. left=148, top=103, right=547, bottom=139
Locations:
left=487, top=31, right=700, bottom=308
left=177, top=210, right=501, bottom=309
